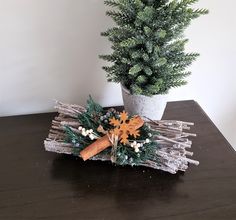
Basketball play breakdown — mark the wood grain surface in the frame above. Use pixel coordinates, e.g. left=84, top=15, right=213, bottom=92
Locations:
left=0, top=100, right=235, bottom=220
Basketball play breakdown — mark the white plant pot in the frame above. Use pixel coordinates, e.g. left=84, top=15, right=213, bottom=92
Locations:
left=121, top=84, right=168, bottom=120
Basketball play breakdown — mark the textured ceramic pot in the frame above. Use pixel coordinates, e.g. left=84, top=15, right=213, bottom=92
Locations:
left=121, top=84, right=168, bottom=120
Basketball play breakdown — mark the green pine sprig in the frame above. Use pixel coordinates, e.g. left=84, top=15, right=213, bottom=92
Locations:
left=64, top=97, right=158, bottom=166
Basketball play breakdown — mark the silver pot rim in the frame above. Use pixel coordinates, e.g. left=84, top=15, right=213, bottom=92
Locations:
left=121, top=83, right=167, bottom=98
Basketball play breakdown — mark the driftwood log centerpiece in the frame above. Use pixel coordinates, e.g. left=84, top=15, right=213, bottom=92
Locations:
left=44, top=101, right=199, bottom=174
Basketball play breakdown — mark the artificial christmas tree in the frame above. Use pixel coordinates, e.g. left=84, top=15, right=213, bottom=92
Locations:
left=100, top=0, right=208, bottom=119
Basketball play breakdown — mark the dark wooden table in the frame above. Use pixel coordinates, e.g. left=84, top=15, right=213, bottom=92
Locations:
left=0, top=100, right=235, bottom=220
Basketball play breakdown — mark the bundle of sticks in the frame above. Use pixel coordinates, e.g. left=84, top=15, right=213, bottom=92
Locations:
left=44, top=102, right=199, bottom=174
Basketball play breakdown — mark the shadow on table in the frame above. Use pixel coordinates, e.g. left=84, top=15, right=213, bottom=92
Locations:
left=51, top=155, right=183, bottom=203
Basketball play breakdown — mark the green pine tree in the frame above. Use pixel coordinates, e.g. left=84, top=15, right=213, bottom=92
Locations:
left=100, top=0, right=208, bottom=96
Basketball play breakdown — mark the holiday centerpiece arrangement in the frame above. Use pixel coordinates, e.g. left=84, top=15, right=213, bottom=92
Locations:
left=44, top=0, right=208, bottom=174
left=44, top=97, right=199, bottom=174
left=100, top=0, right=208, bottom=119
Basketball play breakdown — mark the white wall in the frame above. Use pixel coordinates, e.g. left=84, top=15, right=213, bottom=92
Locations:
left=0, top=0, right=235, bottom=150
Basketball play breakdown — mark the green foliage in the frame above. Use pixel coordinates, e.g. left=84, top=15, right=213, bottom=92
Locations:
left=65, top=97, right=105, bottom=154
left=114, top=124, right=159, bottom=166
left=100, top=0, right=208, bottom=96
left=64, top=97, right=158, bottom=166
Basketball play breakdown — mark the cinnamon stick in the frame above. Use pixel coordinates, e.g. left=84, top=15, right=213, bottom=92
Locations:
left=80, top=135, right=111, bottom=161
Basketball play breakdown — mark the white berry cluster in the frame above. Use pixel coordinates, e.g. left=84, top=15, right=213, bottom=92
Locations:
left=78, top=127, right=96, bottom=140
left=130, top=141, right=142, bottom=153
left=130, top=139, right=150, bottom=153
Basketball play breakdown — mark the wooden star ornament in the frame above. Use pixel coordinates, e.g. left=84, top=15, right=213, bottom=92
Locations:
left=109, top=111, right=143, bottom=144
